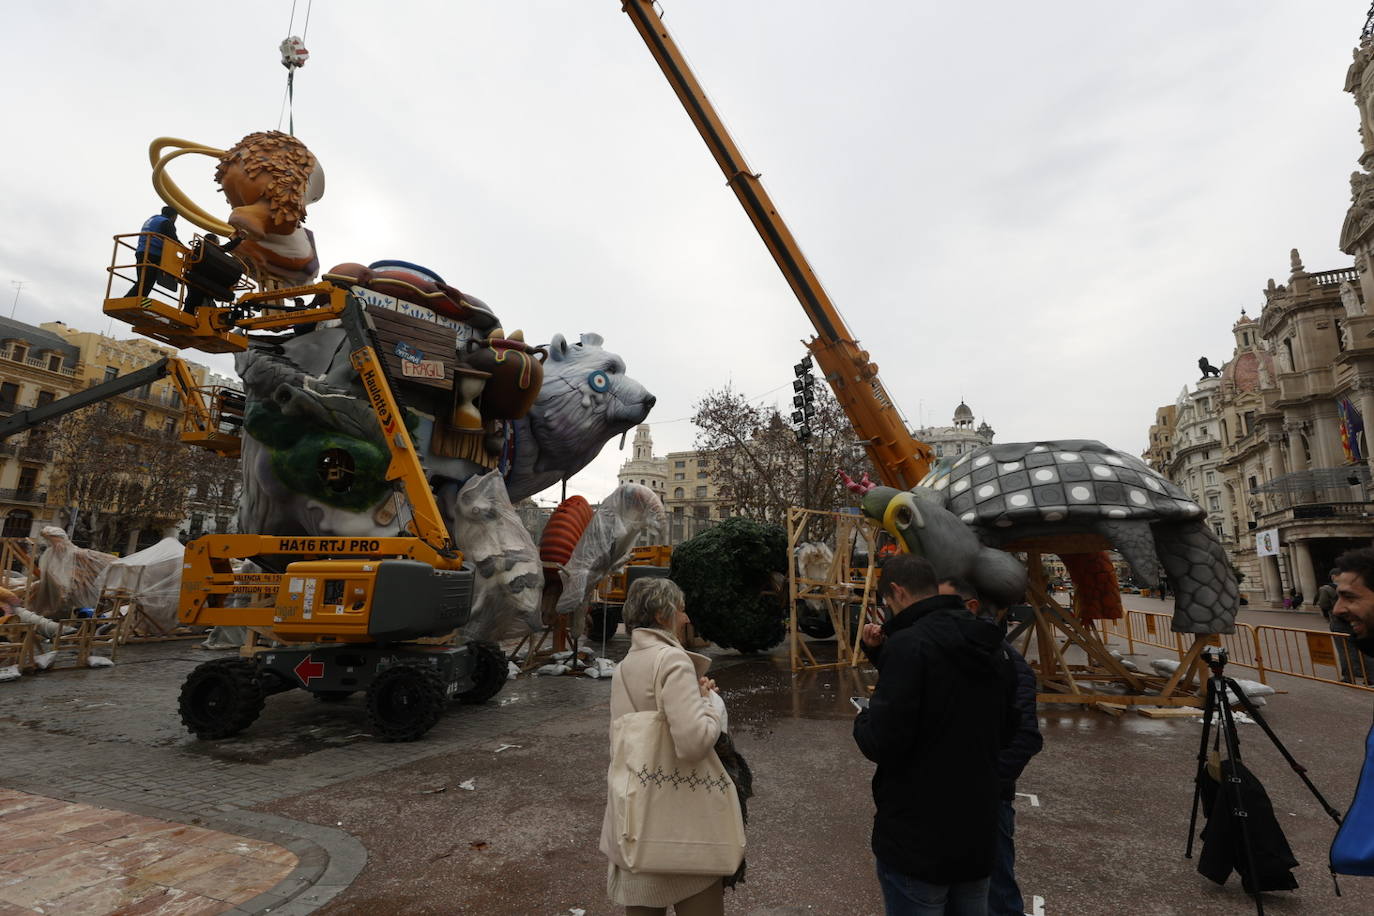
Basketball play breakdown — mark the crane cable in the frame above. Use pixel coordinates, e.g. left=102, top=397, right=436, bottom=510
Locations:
left=277, top=0, right=313, bottom=135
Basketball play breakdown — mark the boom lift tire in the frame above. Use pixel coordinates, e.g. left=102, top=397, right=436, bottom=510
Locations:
left=366, top=663, right=446, bottom=742
left=458, top=641, right=508, bottom=705
left=178, top=658, right=267, bottom=739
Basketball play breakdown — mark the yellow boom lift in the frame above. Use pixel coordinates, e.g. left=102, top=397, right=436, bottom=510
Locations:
left=99, top=232, right=506, bottom=742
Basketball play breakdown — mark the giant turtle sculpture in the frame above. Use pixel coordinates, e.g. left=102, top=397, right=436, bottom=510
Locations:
left=858, top=439, right=1238, bottom=635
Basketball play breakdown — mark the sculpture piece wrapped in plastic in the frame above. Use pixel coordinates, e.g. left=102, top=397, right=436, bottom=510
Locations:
left=555, top=484, right=666, bottom=634
left=453, top=472, right=543, bottom=643
left=26, top=527, right=116, bottom=620
left=93, top=538, right=187, bottom=634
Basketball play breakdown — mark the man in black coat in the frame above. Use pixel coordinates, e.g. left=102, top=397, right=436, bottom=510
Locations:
left=939, top=577, right=1043, bottom=916
left=855, top=554, right=1018, bottom=915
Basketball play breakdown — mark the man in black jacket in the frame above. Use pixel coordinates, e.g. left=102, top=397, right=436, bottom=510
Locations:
left=939, top=577, right=1042, bottom=916
left=855, top=554, right=1019, bottom=915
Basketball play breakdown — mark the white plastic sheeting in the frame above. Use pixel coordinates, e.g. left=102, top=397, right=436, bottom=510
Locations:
left=453, top=472, right=543, bottom=642
left=796, top=542, right=833, bottom=613
left=555, top=483, right=665, bottom=633
left=94, top=537, right=186, bottom=633
left=26, top=527, right=116, bottom=619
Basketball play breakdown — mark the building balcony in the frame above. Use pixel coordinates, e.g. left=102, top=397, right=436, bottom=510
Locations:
left=0, top=488, right=48, bottom=506
left=0, top=349, right=76, bottom=377
left=1255, top=501, right=1370, bottom=526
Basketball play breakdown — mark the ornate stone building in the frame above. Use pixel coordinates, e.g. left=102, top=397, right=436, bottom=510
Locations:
left=1143, top=404, right=1177, bottom=473
left=1246, top=249, right=1373, bottom=603
left=1166, top=378, right=1226, bottom=541
left=1214, top=311, right=1281, bottom=594
left=615, top=425, right=722, bottom=545
left=911, top=401, right=995, bottom=463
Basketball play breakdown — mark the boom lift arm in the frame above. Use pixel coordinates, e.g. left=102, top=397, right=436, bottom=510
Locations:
left=0, top=356, right=243, bottom=457
left=621, top=0, right=933, bottom=488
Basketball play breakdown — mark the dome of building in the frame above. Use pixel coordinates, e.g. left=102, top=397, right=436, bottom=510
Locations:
left=953, top=401, right=974, bottom=422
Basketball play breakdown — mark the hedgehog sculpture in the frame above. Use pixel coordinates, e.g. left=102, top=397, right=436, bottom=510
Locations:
left=859, top=439, right=1238, bottom=635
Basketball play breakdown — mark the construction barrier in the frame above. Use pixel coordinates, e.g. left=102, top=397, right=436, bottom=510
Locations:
left=1095, top=608, right=1374, bottom=693
left=1253, top=624, right=1373, bottom=692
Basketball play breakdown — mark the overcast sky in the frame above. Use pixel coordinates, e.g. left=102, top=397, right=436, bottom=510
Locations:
left=2, top=1, right=1368, bottom=506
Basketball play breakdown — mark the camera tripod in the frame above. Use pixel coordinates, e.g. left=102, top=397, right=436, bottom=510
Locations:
left=1183, top=646, right=1344, bottom=915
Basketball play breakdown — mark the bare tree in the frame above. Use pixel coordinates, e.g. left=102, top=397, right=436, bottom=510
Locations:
left=47, top=406, right=203, bottom=550
left=691, top=383, right=875, bottom=528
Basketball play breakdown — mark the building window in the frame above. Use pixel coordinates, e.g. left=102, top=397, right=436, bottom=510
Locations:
left=1200, top=425, right=1208, bottom=436
left=718, top=507, right=729, bottom=519
left=694, top=505, right=709, bottom=519
left=674, top=488, right=684, bottom=499
left=1242, top=331, right=1250, bottom=346
left=0, top=382, right=17, bottom=411
left=132, top=409, right=146, bottom=428
left=1213, top=522, right=1224, bottom=538
left=674, top=460, right=686, bottom=469
left=36, top=390, right=54, bottom=407
left=696, top=458, right=706, bottom=466
left=16, top=467, right=37, bottom=499
left=11, top=346, right=26, bottom=363
left=1208, top=495, right=1220, bottom=511
left=1205, top=471, right=1215, bottom=485
left=935, top=444, right=944, bottom=457
left=104, top=366, right=118, bottom=382
left=695, top=486, right=707, bottom=498
left=674, top=472, right=685, bottom=480
left=165, top=417, right=178, bottom=435
left=1, top=510, right=32, bottom=538
left=697, top=470, right=707, bottom=479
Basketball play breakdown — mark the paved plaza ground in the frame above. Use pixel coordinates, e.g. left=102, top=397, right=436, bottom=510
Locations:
left=1, top=596, right=1373, bottom=914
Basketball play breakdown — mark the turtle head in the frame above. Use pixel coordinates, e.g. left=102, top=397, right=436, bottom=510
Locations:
left=861, top=486, right=981, bottom=570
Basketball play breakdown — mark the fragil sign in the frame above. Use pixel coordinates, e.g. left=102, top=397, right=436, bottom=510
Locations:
left=1255, top=528, right=1280, bottom=557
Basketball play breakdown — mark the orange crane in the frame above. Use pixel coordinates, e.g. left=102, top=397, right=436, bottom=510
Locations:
left=621, top=0, right=933, bottom=490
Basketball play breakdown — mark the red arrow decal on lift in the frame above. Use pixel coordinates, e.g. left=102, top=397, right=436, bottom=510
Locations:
left=294, top=655, right=325, bottom=686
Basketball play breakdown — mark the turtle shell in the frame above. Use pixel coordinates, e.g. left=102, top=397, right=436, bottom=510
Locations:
left=918, top=439, right=1203, bottom=529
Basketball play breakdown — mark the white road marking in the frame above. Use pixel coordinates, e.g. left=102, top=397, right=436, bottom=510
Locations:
left=1016, top=792, right=1041, bottom=807
left=1030, top=894, right=1046, bottom=915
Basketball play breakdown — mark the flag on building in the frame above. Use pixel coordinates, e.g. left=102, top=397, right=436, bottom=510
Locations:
left=1338, top=395, right=1365, bottom=463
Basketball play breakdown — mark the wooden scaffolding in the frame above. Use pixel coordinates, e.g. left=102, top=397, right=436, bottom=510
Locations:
left=786, top=507, right=881, bottom=672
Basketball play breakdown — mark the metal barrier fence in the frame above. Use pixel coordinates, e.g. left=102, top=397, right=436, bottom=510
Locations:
left=1094, top=610, right=1374, bottom=693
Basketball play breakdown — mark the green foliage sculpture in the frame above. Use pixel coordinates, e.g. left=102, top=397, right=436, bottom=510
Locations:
left=670, top=517, right=788, bottom=653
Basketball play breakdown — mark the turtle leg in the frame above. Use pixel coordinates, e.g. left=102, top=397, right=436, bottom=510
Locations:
left=1152, top=520, right=1239, bottom=634
left=1095, top=520, right=1163, bottom=587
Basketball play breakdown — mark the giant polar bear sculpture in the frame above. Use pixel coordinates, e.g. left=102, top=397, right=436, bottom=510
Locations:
left=234, top=329, right=655, bottom=541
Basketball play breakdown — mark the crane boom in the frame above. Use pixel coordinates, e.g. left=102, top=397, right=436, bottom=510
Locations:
left=621, top=0, right=933, bottom=489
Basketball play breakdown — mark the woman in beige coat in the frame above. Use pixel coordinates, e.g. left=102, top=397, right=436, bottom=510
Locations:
left=600, top=577, right=729, bottom=916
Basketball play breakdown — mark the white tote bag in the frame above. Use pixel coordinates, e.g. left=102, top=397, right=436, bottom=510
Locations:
left=606, top=648, right=746, bottom=876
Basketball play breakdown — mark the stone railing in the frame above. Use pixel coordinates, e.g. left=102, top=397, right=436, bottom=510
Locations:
left=0, top=349, right=76, bottom=376
left=1309, top=267, right=1359, bottom=287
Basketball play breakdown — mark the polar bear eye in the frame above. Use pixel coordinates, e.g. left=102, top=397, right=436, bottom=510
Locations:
left=587, top=370, right=610, bottom=393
